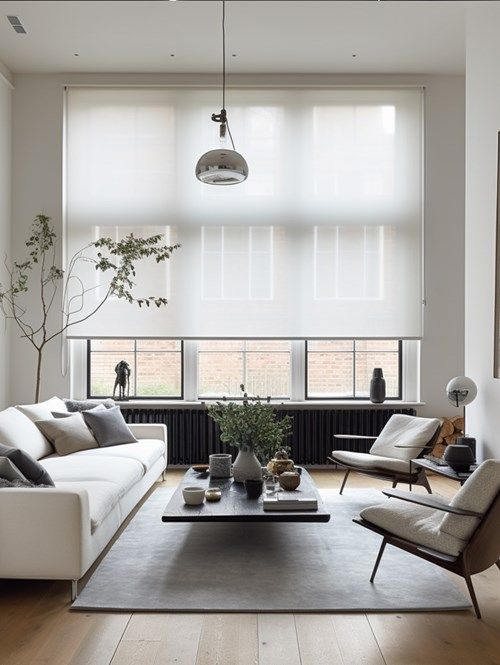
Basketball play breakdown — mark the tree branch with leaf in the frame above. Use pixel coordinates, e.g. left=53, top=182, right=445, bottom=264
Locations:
left=0, top=214, right=180, bottom=401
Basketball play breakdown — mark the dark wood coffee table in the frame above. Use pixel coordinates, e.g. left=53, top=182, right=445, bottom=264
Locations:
left=162, top=467, right=331, bottom=523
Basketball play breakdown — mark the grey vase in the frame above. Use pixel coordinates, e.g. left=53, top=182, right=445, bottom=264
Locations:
left=370, top=368, right=386, bottom=404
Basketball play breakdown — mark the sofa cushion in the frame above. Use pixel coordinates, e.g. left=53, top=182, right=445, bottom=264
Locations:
left=39, top=455, right=144, bottom=497
left=440, top=459, right=500, bottom=541
left=72, top=439, right=165, bottom=473
left=360, top=498, right=466, bottom=557
left=52, top=404, right=106, bottom=419
left=64, top=398, right=115, bottom=412
left=0, top=443, right=55, bottom=486
left=16, top=396, right=67, bottom=422
left=0, top=406, right=53, bottom=460
left=55, top=480, right=121, bottom=533
left=82, top=406, right=138, bottom=447
left=36, top=413, right=98, bottom=456
left=331, top=450, right=411, bottom=474
left=369, top=415, right=441, bottom=461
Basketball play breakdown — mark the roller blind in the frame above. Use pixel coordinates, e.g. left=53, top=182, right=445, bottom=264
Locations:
left=65, top=86, right=423, bottom=339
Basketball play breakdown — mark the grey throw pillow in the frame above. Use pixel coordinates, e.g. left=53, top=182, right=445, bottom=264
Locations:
left=82, top=406, right=138, bottom=447
left=0, top=444, right=55, bottom=486
left=64, top=398, right=115, bottom=412
left=36, top=413, right=99, bottom=456
left=52, top=404, right=106, bottom=419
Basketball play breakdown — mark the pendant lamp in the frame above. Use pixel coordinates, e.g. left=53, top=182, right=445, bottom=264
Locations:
left=195, top=0, right=248, bottom=185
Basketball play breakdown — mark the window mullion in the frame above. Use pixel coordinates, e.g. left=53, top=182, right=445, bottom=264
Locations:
left=291, top=340, right=305, bottom=401
left=184, top=340, right=199, bottom=401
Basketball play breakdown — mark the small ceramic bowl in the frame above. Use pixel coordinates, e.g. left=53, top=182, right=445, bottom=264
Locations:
left=192, top=464, right=210, bottom=474
left=205, top=488, right=222, bottom=502
left=182, top=486, right=205, bottom=506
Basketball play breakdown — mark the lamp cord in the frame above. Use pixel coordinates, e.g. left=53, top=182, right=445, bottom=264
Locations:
left=221, top=0, right=236, bottom=150
left=222, top=0, right=226, bottom=112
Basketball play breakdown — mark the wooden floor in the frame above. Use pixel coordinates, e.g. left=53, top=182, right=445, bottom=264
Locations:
left=1, top=470, right=499, bottom=665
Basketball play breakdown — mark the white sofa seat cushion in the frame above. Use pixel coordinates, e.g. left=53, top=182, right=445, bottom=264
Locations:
left=55, top=480, right=121, bottom=533
left=331, top=450, right=411, bottom=474
left=0, top=407, right=53, bottom=460
left=39, top=456, right=144, bottom=498
left=71, top=439, right=165, bottom=473
left=369, top=415, right=441, bottom=461
left=360, top=498, right=466, bottom=557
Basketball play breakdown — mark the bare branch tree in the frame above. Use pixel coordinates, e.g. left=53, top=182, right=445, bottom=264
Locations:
left=0, top=214, right=180, bottom=401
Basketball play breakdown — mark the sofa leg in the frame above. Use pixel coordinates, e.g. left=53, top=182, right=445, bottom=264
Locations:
left=162, top=468, right=167, bottom=482
left=71, top=580, right=78, bottom=602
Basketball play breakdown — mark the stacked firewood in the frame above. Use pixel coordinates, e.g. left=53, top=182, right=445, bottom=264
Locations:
left=431, top=416, right=465, bottom=458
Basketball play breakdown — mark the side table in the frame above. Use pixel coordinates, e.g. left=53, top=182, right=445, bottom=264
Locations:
left=411, top=458, right=477, bottom=486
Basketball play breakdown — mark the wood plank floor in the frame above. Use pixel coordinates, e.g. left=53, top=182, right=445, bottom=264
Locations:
left=0, top=470, right=499, bottom=665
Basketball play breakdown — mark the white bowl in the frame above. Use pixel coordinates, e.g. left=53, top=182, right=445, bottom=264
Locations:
left=182, top=486, right=206, bottom=506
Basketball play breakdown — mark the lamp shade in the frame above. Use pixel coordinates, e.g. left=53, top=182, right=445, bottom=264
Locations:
left=446, top=376, right=477, bottom=407
left=195, top=149, right=248, bottom=185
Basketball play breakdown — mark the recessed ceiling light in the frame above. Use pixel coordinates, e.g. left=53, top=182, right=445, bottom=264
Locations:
left=170, top=53, right=175, bottom=57
left=74, top=53, right=79, bottom=57
left=6, top=15, right=27, bottom=34
left=352, top=54, right=357, bottom=58
left=232, top=53, right=237, bottom=57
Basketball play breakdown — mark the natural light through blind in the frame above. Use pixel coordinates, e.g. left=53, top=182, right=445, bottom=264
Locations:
left=65, top=86, right=423, bottom=339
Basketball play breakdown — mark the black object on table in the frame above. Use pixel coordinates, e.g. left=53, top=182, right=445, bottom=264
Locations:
left=162, top=467, right=331, bottom=523
left=410, top=458, right=477, bottom=486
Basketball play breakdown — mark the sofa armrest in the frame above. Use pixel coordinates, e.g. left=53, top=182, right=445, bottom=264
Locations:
left=128, top=423, right=167, bottom=444
left=0, top=487, right=90, bottom=580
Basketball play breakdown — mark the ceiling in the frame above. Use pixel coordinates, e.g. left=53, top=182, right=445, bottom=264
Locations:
left=0, top=1, right=467, bottom=76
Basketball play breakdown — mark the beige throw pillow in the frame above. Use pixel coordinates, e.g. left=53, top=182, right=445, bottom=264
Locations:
left=36, top=413, right=98, bottom=456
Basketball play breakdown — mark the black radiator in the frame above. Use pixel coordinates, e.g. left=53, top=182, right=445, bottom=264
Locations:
left=122, top=406, right=416, bottom=466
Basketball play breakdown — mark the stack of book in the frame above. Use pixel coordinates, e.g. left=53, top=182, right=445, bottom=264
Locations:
left=263, top=495, right=318, bottom=511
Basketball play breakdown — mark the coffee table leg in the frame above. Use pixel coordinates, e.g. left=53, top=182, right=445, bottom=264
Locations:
left=409, top=460, right=412, bottom=492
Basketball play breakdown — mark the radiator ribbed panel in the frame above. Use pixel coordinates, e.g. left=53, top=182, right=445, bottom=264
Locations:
left=123, top=407, right=416, bottom=466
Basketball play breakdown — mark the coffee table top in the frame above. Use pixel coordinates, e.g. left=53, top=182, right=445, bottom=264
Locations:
left=162, top=467, right=331, bottom=523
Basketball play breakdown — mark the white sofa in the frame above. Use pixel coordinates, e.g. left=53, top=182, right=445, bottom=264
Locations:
left=0, top=400, right=167, bottom=598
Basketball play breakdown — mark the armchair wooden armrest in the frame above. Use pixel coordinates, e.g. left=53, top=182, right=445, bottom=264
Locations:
left=382, top=489, right=483, bottom=517
left=333, top=434, right=378, bottom=440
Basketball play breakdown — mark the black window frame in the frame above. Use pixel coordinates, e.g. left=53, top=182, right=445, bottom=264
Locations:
left=87, top=339, right=184, bottom=400
left=304, top=339, right=403, bottom=401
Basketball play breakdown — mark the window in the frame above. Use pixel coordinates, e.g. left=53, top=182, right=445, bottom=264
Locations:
left=88, top=340, right=183, bottom=399
left=306, top=340, right=402, bottom=399
left=198, top=340, right=291, bottom=399
left=85, top=338, right=404, bottom=401
left=66, top=87, right=423, bottom=341
left=201, top=226, right=274, bottom=301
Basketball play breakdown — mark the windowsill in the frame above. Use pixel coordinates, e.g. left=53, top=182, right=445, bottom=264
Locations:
left=117, top=399, right=424, bottom=409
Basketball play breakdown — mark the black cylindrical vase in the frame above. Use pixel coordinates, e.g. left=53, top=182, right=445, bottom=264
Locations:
left=370, top=368, right=386, bottom=404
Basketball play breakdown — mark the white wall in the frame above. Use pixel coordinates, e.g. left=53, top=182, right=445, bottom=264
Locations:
left=465, top=3, right=500, bottom=460
left=0, top=64, right=12, bottom=409
left=10, top=73, right=464, bottom=412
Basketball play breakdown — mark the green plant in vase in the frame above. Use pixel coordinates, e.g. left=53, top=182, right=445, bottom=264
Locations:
left=207, top=385, right=292, bottom=482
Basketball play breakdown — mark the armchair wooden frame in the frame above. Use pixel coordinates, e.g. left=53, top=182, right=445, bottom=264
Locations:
left=353, top=489, right=500, bottom=619
left=329, top=425, right=441, bottom=495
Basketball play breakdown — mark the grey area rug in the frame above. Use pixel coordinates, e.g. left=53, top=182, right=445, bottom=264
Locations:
left=72, top=488, right=470, bottom=613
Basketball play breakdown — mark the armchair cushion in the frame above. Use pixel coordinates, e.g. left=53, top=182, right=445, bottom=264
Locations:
left=440, top=459, right=500, bottom=540
left=369, top=414, right=440, bottom=461
left=360, top=498, right=465, bottom=557
left=331, top=450, right=411, bottom=474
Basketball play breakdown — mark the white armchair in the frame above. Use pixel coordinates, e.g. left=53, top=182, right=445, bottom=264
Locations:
left=354, top=459, right=500, bottom=618
left=329, top=414, right=441, bottom=494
